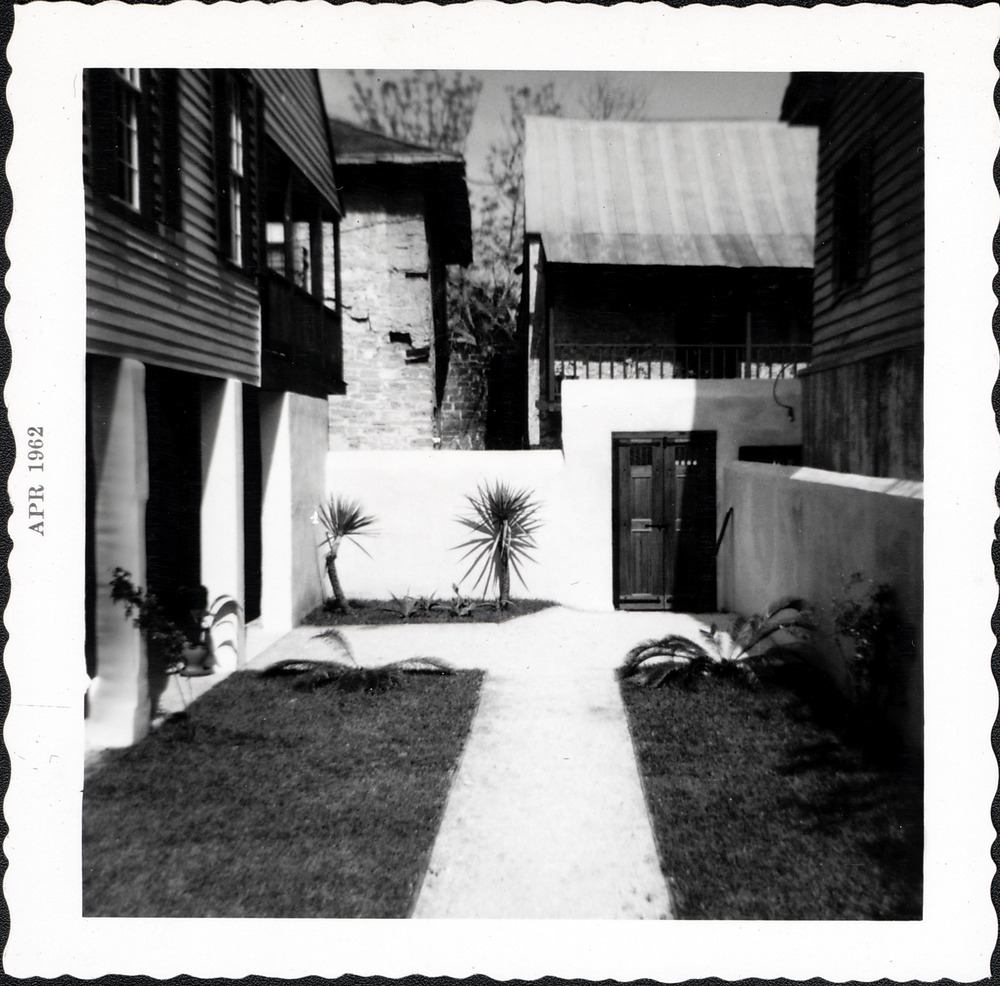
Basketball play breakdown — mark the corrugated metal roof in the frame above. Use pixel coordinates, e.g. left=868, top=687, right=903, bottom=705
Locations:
left=524, top=117, right=817, bottom=268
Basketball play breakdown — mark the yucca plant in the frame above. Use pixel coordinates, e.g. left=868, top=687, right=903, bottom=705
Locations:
left=314, top=496, right=378, bottom=615
left=454, top=481, right=541, bottom=609
left=259, top=627, right=455, bottom=694
left=618, top=597, right=816, bottom=689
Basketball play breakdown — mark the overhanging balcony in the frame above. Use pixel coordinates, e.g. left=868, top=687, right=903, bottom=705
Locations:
left=553, top=342, right=811, bottom=384
left=261, top=270, right=344, bottom=397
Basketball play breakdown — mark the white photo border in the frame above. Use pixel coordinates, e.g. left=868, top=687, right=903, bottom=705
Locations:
left=4, top=1, right=998, bottom=980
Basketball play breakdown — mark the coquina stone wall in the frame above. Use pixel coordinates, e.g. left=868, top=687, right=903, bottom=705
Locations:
left=330, top=184, right=438, bottom=450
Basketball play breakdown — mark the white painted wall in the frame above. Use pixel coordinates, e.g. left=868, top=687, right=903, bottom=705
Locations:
left=199, top=377, right=245, bottom=672
left=86, top=357, right=150, bottom=749
left=260, top=390, right=330, bottom=629
left=720, top=461, right=923, bottom=744
left=326, top=378, right=801, bottom=611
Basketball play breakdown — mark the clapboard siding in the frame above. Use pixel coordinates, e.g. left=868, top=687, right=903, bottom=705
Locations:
left=250, top=69, right=340, bottom=213
left=176, top=70, right=219, bottom=247
left=808, top=74, right=924, bottom=365
left=86, top=195, right=260, bottom=382
left=85, top=68, right=262, bottom=382
left=783, top=72, right=924, bottom=479
left=802, top=346, right=922, bottom=480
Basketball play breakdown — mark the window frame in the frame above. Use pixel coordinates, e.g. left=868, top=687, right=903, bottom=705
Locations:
left=214, top=70, right=257, bottom=272
left=112, top=68, right=142, bottom=210
left=831, top=138, right=874, bottom=296
left=85, top=68, right=181, bottom=232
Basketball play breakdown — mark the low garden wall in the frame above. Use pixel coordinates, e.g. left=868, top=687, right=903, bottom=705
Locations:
left=719, top=461, right=923, bottom=745
left=325, top=378, right=801, bottom=612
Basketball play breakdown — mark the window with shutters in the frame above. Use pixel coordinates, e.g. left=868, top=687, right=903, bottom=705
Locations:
left=214, top=71, right=258, bottom=270
left=85, top=68, right=181, bottom=229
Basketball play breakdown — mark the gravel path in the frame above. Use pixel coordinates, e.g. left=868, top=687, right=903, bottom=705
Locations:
left=246, top=605, right=719, bottom=919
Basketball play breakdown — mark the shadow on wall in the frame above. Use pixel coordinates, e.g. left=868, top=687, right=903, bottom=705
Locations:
left=719, top=461, right=923, bottom=750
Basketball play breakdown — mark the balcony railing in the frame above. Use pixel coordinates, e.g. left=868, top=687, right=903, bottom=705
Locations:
left=552, top=343, right=811, bottom=383
left=261, top=269, right=344, bottom=396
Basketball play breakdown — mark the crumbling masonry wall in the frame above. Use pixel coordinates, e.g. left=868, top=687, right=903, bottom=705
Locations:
left=439, top=344, right=487, bottom=449
left=330, top=184, right=438, bottom=450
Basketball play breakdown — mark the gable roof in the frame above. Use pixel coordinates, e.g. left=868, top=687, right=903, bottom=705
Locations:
left=327, top=118, right=466, bottom=166
left=524, top=116, right=817, bottom=268
left=328, top=118, right=473, bottom=267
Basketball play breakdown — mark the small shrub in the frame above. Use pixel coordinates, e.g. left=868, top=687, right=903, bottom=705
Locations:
left=381, top=593, right=420, bottom=621
left=441, top=584, right=487, bottom=619
left=618, top=598, right=815, bottom=689
left=832, top=574, right=906, bottom=717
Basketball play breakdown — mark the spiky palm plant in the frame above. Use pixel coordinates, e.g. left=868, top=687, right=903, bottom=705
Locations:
left=618, top=598, right=816, bottom=689
left=455, top=481, right=541, bottom=609
left=314, top=496, right=378, bottom=615
left=258, top=627, right=455, bottom=693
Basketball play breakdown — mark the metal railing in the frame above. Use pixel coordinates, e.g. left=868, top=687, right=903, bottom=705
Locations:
left=552, top=343, right=811, bottom=382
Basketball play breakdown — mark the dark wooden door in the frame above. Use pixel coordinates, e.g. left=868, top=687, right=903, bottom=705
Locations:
left=613, top=433, right=716, bottom=611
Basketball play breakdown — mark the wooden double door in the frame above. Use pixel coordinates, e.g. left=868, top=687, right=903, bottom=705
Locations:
left=613, top=432, right=717, bottom=611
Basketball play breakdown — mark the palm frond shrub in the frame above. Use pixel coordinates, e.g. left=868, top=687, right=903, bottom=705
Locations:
left=314, top=496, right=378, bottom=615
left=618, top=598, right=816, bottom=689
left=258, top=627, right=455, bottom=694
left=454, top=481, right=541, bottom=609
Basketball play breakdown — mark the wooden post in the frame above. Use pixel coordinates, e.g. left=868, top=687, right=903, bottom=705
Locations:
left=744, top=309, right=753, bottom=379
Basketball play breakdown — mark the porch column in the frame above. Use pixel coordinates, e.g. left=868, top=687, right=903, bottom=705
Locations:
left=200, top=377, right=246, bottom=671
left=87, top=356, right=150, bottom=749
left=258, top=390, right=295, bottom=630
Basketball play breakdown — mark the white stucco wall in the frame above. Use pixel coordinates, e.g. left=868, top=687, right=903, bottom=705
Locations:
left=720, top=461, right=923, bottom=744
left=326, top=379, right=801, bottom=611
left=260, top=391, right=330, bottom=629
left=86, top=357, right=151, bottom=749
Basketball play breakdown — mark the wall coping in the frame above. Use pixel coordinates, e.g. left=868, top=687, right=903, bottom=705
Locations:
left=726, top=460, right=924, bottom=500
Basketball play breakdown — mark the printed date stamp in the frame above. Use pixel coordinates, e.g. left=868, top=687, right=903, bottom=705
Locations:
left=25, top=426, right=44, bottom=535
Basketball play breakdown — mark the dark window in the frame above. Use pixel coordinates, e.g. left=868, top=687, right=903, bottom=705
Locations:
left=738, top=445, right=803, bottom=466
left=85, top=68, right=181, bottom=228
left=832, top=142, right=873, bottom=291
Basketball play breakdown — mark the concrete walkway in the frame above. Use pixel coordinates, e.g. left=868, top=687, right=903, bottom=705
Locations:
left=248, top=605, right=716, bottom=919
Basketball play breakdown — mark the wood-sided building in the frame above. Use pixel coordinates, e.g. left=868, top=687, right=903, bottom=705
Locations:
left=522, top=117, right=818, bottom=452
left=84, top=68, right=343, bottom=748
left=781, top=73, right=924, bottom=481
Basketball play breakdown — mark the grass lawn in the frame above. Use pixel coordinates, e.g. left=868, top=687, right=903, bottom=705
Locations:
left=304, top=597, right=556, bottom=626
left=84, top=668, right=483, bottom=917
left=621, top=664, right=922, bottom=920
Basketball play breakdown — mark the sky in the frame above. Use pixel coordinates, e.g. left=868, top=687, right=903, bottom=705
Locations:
left=320, top=70, right=790, bottom=185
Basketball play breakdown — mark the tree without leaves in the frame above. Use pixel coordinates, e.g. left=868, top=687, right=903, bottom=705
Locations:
left=348, top=70, right=483, bottom=154
left=577, top=77, right=650, bottom=121
left=449, top=82, right=563, bottom=356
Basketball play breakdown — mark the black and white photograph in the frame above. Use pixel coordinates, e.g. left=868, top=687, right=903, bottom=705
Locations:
left=3, top=2, right=997, bottom=981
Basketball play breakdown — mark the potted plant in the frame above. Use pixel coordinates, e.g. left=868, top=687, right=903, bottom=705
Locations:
left=109, top=568, right=216, bottom=678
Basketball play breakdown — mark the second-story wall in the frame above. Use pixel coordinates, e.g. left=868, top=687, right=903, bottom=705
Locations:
left=785, top=73, right=924, bottom=480
left=84, top=69, right=261, bottom=384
